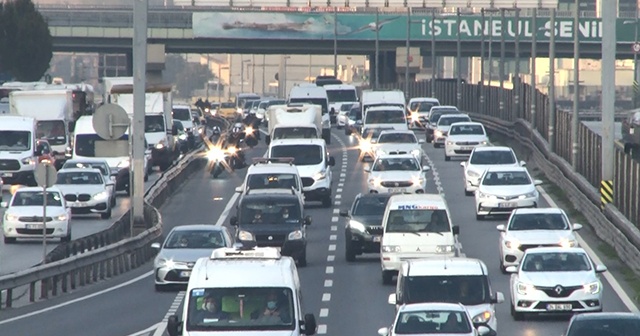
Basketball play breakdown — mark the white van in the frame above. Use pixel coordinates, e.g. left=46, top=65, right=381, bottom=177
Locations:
left=267, top=139, right=335, bottom=208
left=166, top=246, right=317, bottom=336
left=361, top=90, right=406, bottom=115
left=380, top=193, right=459, bottom=284
left=324, top=84, right=358, bottom=123
left=288, top=85, right=331, bottom=144
left=0, top=116, right=38, bottom=186
left=363, top=106, right=409, bottom=131
left=389, top=258, right=505, bottom=335
left=235, top=157, right=305, bottom=205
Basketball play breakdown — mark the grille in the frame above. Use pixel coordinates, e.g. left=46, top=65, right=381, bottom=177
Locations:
left=0, top=159, right=20, bottom=171
left=64, top=194, right=76, bottom=202
left=454, top=149, right=473, bottom=154
left=163, top=270, right=191, bottom=282
left=518, top=244, right=560, bottom=252
left=496, top=195, right=519, bottom=200
left=387, top=151, right=407, bottom=155
left=301, top=177, right=314, bottom=187
left=380, top=181, right=412, bottom=188
left=78, top=194, right=91, bottom=202
left=16, top=228, right=54, bottom=235
left=255, top=234, right=286, bottom=246
left=535, top=285, right=583, bottom=298
left=19, top=216, right=53, bottom=223
left=456, top=141, right=480, bottom=146
left=366, top=225, right=383, bottom=235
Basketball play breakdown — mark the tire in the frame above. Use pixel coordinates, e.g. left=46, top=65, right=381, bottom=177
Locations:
left=101, top=207, right=112, bottom=220
left=61, top=232, right=72, bottom=242
left=322, top=129, right=331, bottom=145
left=444, top=154, right=451, bottom=161
left=382, top=271, right=394, bottom=285
left=110, top=196, right=116, bottom=208
left=322, top=196, right=332, bottom=208
left=297, top=249, right=307, bottom=267
left=144, top=173, right=149, bottom=182
left=499, top=260, right=508, bottom=274
left=464, top=189, right=474, bottom=196
left=4, top=236, right=16, bottom=244
left=476, top=213, right=485, bottom=221
left=345, top=240, right=356, bottom=262
left=511, top=303, right=525, bottom=321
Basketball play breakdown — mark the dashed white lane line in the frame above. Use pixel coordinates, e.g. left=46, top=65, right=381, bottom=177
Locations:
left=328, top=244, right=336, bottom=251
left=340, top=173, right=346, bottom=177
left=319, top=308, right=329, bottom=317
left=334, top=201, right=341, bottom=205
left=318, top=324, right=328, bottom=334
left=329, top=235, right=337, bottom=240
left=332, top=208, right=340, bottom=214
left=338, top=183, right=344, bottom=187
left=331, top=225, right=337, bottom=231
left=326, top=266, right=334, bottom=274
left=331, top=217, right=339, bottom=222
left=335, top=194, right=342, bottom=199
left=324, top=279, right=333, bottom=287
left=337, top=188, right=343, bottom=193
left=322, top=293, right=331, bottom=301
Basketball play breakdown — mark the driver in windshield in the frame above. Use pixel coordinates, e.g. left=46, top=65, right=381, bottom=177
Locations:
left=252, top=210, right=263, bottom=224
left=424, top=211, right=448, bottom=232
left=458, top=280, right=481, bottom=303
left=281, top=208, right=290, bottom=220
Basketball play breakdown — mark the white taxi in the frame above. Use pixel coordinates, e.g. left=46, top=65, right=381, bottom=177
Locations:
left=2, top=186, right=71, bottom=243
left=444, top=122, right=490, bottom=161
left=54, top=168, right=113, bottom=219
left=375, top=130, right=425, bottom=164
left=460, top=146, right=525, bottom=196
left=497, top=208, right=582, bottom=273
left=475, top=167, right=541, bottom=220
left=380, top=194, right=459, bottom=285
left=366, top=154, right=430, bottom=194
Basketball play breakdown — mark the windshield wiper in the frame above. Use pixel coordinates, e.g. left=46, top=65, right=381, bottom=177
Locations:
left=423, top=230, right=444, bottom=236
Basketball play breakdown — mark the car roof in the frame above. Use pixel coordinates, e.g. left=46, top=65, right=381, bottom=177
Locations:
left=190, top=257, right=296, bottom=288
left=270, top=138, right=326, bottom=146
left=523, top=246, right=587, bottom=254
left=354, top=193, right=392, bottom=201
left=64, top=158, right=109, bottom=165
left=439, top=113, right=469, bottom=118
left=173, top=104, right=190, bottom=109
left=409, top=97, right=439, bottom=103
left=388, top=193, right=446, bottom=205
left=472, top=146, right=513, bottom=152
left=241, top=192, right=299, bottom=201
left=169, top=225, right=226, bottom=233
left=403, top=257, right=487, bottom=276
left=450, top=121, right=483, bottom=126
left=366, top=106, right=404, bottom=112
left=572, top=312, right=640, bottom=321
left=378, top=130, right=415, bottom=136
left=431, top=105, right=458, bottom=109
left=485, top=166, right=528, bottom=173
left=247, top=164, right=299, bottom=174
left=376, top=154, right=419, bottom=160
left=58, top=167, right=103, bottom=174
left=399, top=302, right=466, bottom=312
left=511, top=208, right=565, bottom=215
left=14, top=186, right=63, bottom=193
left=246, top=189, right=296, bottom=196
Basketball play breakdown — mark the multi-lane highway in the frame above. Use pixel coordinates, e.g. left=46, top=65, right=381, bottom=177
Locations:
left=0, top=128, right=636, bottom=336
left=0, top=168, right=163, bottom=276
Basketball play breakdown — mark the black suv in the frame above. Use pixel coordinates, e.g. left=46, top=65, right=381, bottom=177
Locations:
left=230, top=189, right=311, bottom=266
left=564, top=312, right=640, bottom=336
left=340, top=193, right=392, bottom=262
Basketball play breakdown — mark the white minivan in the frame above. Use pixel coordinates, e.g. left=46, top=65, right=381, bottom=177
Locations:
left=363, top=106, right=409, bottom=131
left=288, top=85, right=331, bottom=144
left=380, top=193, right=459, bottom=284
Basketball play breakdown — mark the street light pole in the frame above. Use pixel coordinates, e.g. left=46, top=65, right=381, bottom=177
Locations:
left=571, top=0, right=580, bottom=169
left=487, top=11, right=494, bottom=95
left=479, top=9, right=485, bottom=115
left=251, top=54, right=256, bottom=93
left=262, top=55, right=266, bottom=95
left=514, top=8, right=521, bottom=119
left=431, top=9, right=436, bottom=96
left=530, top=9, right=537, bottom=131
left=405, top=7, right=411, bottom=96
left=635, top=14, right=639, bottom=108
left=375, top=8, right=380, bottom=89
left=549, top=8, right=557, bottom=151
left=499, top=8, right=506, bottom=120
left=333, top=7, right=338, bottom=77
left=131, top=0, right=147, bottom=229
left=456, top=8, right=462, bottom=107
left=240, top=58, right=245, bottom=93
left=601, top=0, right=616, bottom=195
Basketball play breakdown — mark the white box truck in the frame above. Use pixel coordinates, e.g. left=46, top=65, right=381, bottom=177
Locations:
left=265, top=104, right=323, bottom=145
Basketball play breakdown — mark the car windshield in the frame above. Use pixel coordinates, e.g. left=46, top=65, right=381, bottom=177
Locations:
left=522, top=252, right=592, bottom=272
left=36, top=120, right=66, bottom=145
left=326, top=89, right=357, bottom=103
left=348, top=108, right=362, bottom=120
left=258, top=101, right=269, bottom=109
left=404, top=275, right=489, bottom=306
left=267, top=100, right=286, bottom=107
left=63, top=161, right=109, bottom=176
left=508, top=213, right=570, bottom=230
left=247, top=173, right=299, bottom=190
left=270, top=145, right=322, bottom=166
left=173, top=108, right=191, bottom=121
left=438, top=116, right=470, bottom=126
left=449, top=124, right=485, bottom=135
left=0, top=130, right=31, bottom=151
left=362, top=128, right=393, bottom=141
left=145, top=115, right=165, bottom=133
left=163, top=230, right=226, bottom=249
left=11, top=191, right=63, bottom=207
left=240, top=200, right=301, bottom=225
left=186, top=287, right=295, bottom=332
left=372, top=157, right=420, bottom=171
left=410, top=101, right=439, bottom=113
left=470, top=150, right=516, bottom=165
left=378, top=133, right=417, bottom=144
left=74, top=133, right=128, bottom=158
left=481, top=171, right=531, bottom=186
left=395, top=310, right=472, bottom=334
left=568, top=318, right=640, bottom=336
left=221, top=102, right=235, bottom=109
left=272, top=127, right=317, bottom=140
left=365, top=110, right=406, bottom=124
left=352, top=196, right=390, bottom=216
left=340, top=103, right=355, bottom=112
left=56, top=171, right=103, bottom=185
left=429, top=111, right=459, bottom=124
left=385, top=209, right=451, bottom=233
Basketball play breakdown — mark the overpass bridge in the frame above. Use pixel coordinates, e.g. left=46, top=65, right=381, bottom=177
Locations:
left=40, top=4, right=640, bottom=59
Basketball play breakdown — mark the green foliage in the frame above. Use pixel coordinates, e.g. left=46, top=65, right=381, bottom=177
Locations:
left=0, top=0, right=53, bottom=81
left=164, top=55, right=215, bottom=98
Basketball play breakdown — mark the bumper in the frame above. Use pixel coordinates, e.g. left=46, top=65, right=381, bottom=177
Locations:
left=302, top=177, right=332, bottom=201
left=445, top=144, right=482, bottom=157
left=3, top=219, right=70, bottom=238
left=369, top=182, right=425, bottom=194
left=512, top=293, right=602, bottom=314
left=381, top=251, right=455, bottom=271
left=464, top=176, right=481, bottom=192
left=476, top=198, right=538, bottom=216
left=68, top=201, right=110, bottom=214
left=0, top=170, right=36, bottom=186
left=346, top=230, right=381, bottom=254
left=500, top=247, right=525, bottom=268
left=155, top=266, right=193, bottom=285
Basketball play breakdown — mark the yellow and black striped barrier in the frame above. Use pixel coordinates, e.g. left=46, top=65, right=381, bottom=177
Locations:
left=600, top=180, right=613, bottom=211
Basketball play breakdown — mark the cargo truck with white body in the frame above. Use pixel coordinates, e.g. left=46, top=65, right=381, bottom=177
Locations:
left=265, top=104, right=323, bottom=145
left=288, top=85, right=331, bottom=144
left=0, top=116, right=38, bottom=186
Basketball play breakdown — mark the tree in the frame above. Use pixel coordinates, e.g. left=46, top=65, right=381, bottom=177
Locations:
left=164, top=55, right=215, bottom=98
left=0, top=0, right=53, bottom=81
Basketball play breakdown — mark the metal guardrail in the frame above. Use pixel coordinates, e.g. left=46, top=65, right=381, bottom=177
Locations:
left=0, top=149, right=208, bottom=309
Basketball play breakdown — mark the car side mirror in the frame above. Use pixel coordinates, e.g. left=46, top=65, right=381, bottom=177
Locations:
left=572, top=223, right=583, bottom=231
left=0, top=201, right=7, bottom=208
left=328, top=156, right=335, bottom=166
left=520, top=160, right=526, bottom=167
left=534, top=179, right=543, bottom=186
left=339, top=209, right=349, bottom=217
left=596, top=265, right=608, bottom=273
left=387, top=293, right=396, bottom=305
left=459, top=161, right=465, bottom=167
left=418, top=139, right=425, bottom=144
left=304, top=216, right=312, bottom=226
left=356, top=120, right=363, bottom=125
left=422, top=165, right=431, bottom=172
left=230, top=216, right=238, bottom=226
left=378, top=327, right=390, bottom=336
left=477, top=326, right=491, bottom=336
left=167, top=315, right=182, bottom=336
left=496, top=224, right=506, bottom=232
left=452, top=225, right=460, bottom=235
left=303, top=313, right=317, bottom=335
left=151, top=242, right=161, bottom=249
left=235, top=186, right=242, bottom=193
left=491, top=291, right=505, bottom=304
left=505, top=266, right=518, bottom=273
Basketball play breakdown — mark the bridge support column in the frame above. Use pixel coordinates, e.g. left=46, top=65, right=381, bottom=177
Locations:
left=146, top=44, right=165, bottom=84
left=126, top=52, right=133, bottom=76
left=369, top=51, right=397, bottom=87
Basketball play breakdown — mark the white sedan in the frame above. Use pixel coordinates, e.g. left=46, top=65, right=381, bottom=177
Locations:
left=433, top=114, right=471, bottom=147
left=366, top=154, right=430, bottom=194
left=1, top=186, right=71, bottom=243
left=55, top=168, right=113, bottom=219
left=507, top=247, right=607, bottom=320
left=375, top=130, right=425, bottom=164
left=475, top=167, right=541, bottom=220
left=460, top=146, right=525, bottom=196
left=444, top=122, right=490, bottom=161
left=497, top=208, right=583, bottom=273
left=378, top=302, right=491, bottom=336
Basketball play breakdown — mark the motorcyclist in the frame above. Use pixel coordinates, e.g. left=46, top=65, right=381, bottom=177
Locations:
left=243, top=110, right=261, bottom=141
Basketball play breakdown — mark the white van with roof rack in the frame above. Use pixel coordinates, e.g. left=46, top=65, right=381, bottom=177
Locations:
left=167, top=246, right=317, bottom=336
left=235, top=157, right=305, bottom=205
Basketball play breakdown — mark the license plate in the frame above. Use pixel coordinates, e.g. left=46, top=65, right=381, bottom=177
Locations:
left=498, top=202, right=514, bottom=208
left=373, top=236, right=382, bottom=242
left=26, top=224, right=43, bottom=230
left=388, top=188, right=406, bottom=193
left=460, top=146, right=474, bottom=150
left=72, top=202, right=88, bottom=207
left=180, top=271, right=191, bottom=278
left=546, top=303, right=572, bottom=311
left=1, top=173, right=13, bottom=177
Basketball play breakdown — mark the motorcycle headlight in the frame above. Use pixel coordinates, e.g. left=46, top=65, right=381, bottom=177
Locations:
left=238, top=230, right=254, bottom=241
left=560, top=238, right=578, bottom=248
left=504, top=239, right=520, bottom=249
left=360, top=141, right=372, bottom=152
left=435, top=245, right=454, bottom=253
left=155, top=142, right=165, bottom=149
left=198, top=128, right=203, bottom=134
left=314, top=169, right=327, bottom=181
left=435, top=130, right=443, bottom=137
left=410, top=113, right=419, bottom=122
left=21, top=157, right=35, bottom=165
left=226, top=147, right=238, bottom=155
left=93, top=191, right=108, bottom=201
left=348, top=220, right=366, bottom=232
left=583, top=281, right=601, bottom=294
left=516, top=282, right=533, bottom=295
left=55, top=214, right=69, bottom=221
left=244, top=126, right=254, bottom=135
left=519, top=191, right=537, bottom=199
left=288, top=230, right=304, bottom=240
left=207, top=148, right=226, bottom=162
left=472, top=311, right=492, bottom=324
left=381, top=245, right=401, bottom=253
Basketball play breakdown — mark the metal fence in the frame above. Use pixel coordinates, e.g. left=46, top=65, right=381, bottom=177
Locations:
left=368, top=80, right=639, bottom=229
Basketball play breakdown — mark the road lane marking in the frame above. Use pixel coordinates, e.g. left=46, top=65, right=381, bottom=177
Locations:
left=331, top=225, right=337, bottom=231
left=326, top=266, right=334, bottom=274
left=318, top=324, right=327, bottom=334
left=332, top=208, right=339, bottom=214
left=329, top=235, right=337, bottom=241
left=327, top=255, right=335, bottom=262
left=319, top=308, right=329, bottom=317
left=334, top=201, right=341, bottom=206
left=336, top=188, right=343, bottom=193
left=324, top=279, right=333, bottom=287
left=338, top=183, right=344, bottom=187
left=331, top=217, right=338, bottom=222
left=322, top=293, right=331, bottom=301
left=328, top=244, right=336, bottom=251
left=125, top=323, right=162, bottom=336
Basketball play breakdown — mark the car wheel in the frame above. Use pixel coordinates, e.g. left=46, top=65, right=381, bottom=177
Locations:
left=444, top=154, right=451, bottom=161
left=345, top=240, right=356, bottom=262
left=110, top=197, right=116, bottom=207
left=382, top=271, right=394, bottom=285
left=297, top=250, right=307, bottom=267
left=4, top=236, right=16, bottom=244
left=144, top=173, right=149, bottom=182
left=511, top=302, right=525, bottom=321
left=476, top=213, right=485, bottom=221
left=101, top=207, right=112, bottom=220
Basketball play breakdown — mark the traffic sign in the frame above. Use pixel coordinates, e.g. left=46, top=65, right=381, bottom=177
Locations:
left=93, top=104, right=130, bottom=140
left=633, top=42, right=640, bottom=54
left=35, top=163, right=57, bottom=188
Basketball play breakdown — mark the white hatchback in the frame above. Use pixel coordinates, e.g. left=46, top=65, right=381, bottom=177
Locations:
left=444, top=122, right=490, bottom=161
left=475, top=167, right=541, bottom=220
left=497, top=208, right=582, bottom=273
left=460, top=146, right=525, bottom=196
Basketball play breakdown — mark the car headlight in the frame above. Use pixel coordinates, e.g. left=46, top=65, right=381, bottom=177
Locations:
left=375, top=149, right=386, bottom=157
left=518, top=191, right=538, bottom=199
left=21, top=157, right=35, bottom=165
left=117, top=160, right=130, bottom=169
left=410, top=149, right=421, bottom=157
left=381, top=245, right=401, bottom=252
left=93, top=191, right=108, bottom=201
left=467, top=170, right=480, bottom=177
left=55, top=214, right=68, bottom=221
left=156, top=258, right=175, bottom=269
left=368, top=177, right=381, bottom=186
left=314, top=169, right=327, bottom=181
left=559, top=238, right=578, bottom=248
left=411, top=176, right=425, bottom=185
left=5, top=213, right=19, bottom=221
left=435, top=245, right=454, bottom=253
left=504, top=239, right=520, bottom=249
left=477, top=191, right=496, bottom=199
left=348, top=220, right=366, bottom=232
left=446, top=141, right=454, bottom=145
left=435, top=130, right=443, bottom=137
left=288, top=230, right=304, bottom=240
left=472, top=311, right=492, bottom=324
left=583, top=281, right=601, bottom=294
left=238, top=230, right=254, bottom=241
left=516, top=282, right=533, bottom=295
left=480, top=140, right=489, bottom=145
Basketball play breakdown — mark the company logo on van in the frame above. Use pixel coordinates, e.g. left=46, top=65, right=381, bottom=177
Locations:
left=397, top=204, right=440, bottom=210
